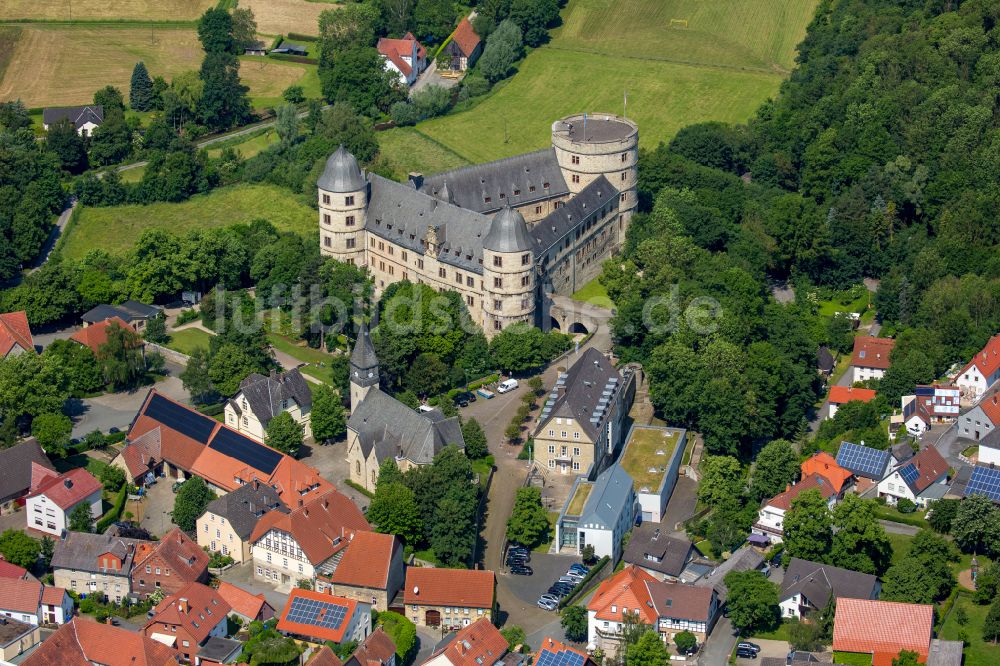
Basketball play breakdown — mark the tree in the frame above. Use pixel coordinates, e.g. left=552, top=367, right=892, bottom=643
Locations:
left=97, top=322, right=146, bottom=389
left=506, top=487, right=549, bottom=548
left=319, top=46, right=403, bottom=116
left=311, top=383, right=346, bottom=442
left=318, top=3, right=379, bottom=61
left=207, top=343, right=260, bottom=397
left=181, top=347, right=216, bottom=404
left=143, top=314, right=169, bottom=344
left=93, top=85, right=125, bottom=112
left=581, top=544, right=596, bottom=564
left=198, top=52, right=252, bottom=131
left=283, top=85, right=305, bottom=105
left=696, top=456, right=743, bottom=509
left=413, top=0, right=458, bottom=44
left=0, top=529, right=40, bottom=569
left=783, top=489, right=833, bottom=564
left=478, top=21, right=523, bottom=83
left=629, top=630, right=669, bottom=666
left=462, top=418, right=488, bottom=459
left=68, top=502, right=95, bottom=533
left=429, top=495, right=475, bottom=566
left=231, top=7, right=258, bottom=52
left=46, top=119, right=88, bottom=173
left=500, top=626, right=527, bottom=653
left=172, top=476, right=215, bottom=532
left=893, top=651, right=920, bottom=666
left=0, top=351, right=71, bottom=424
left=928, top=499, right=959, bottom=533
left=508, top=0, right=558, bottom=47
left=265, top=412, right=304, bottom=458
left=130, top=62, right=154, bottom=111
left=881, top=555, right=954, bottom=604
left=561, top=605, right=588, bottom=643
left=830, top=495, right=892, bottom=575
left=952, top=494, right=1000, bottom=556
left=723, top=570, right=780, bottom=634
left=368, top=482, right=423, bottom=545
left=31, top=413, right=73, bottom=457
left=197, top=7, right=235, bottom=54
left=99, top=464, right=126, bottom=491
left=985, top=598, right=1000, bottom=644
left=39, top=536, right=54, bottom=569
left=89, top=107, right=132, bottom=166
left=377, top=612, right=417, bottom=665
left=748, top=439, right=798, bottom=502
left=674, top=630, right=698, bottom=655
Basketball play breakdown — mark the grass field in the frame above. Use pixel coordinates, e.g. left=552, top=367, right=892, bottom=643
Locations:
left=206, top=129, right=279, bottom=159
left=571, top=279, right=613, bottom=308
left=404, top=0, right=818, bottom=169
left=940, top=592, right=999, bottom=666
left=376, top=127, right=471, bottom=180
left=0, top=0, right=214, bottom=22
left=241, top=0, right=330, bottom=36
left=238, top=56, right=319, bottom=108
left=60, top=184, right=316, bottom=259
left=166, top=327, right=214, bottom=355
left=0, top=28, right=20, bottom=85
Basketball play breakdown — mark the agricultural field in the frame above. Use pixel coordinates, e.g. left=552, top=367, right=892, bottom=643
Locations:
left=376, top=127, right=470, bottom=180
left=0, top=28, right=19, bottom=84
left=403, top=0, right=818, bottom=167
left=238, top=56, right=319, bottom=108
left=0, top=0, right=214, bottom=22
left=240, top=0, right=331, bottom=37
left=59, top=183, right=316, bottom=259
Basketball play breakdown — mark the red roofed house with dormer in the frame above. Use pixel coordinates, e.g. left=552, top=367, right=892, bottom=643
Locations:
left=377, top=33, right=426, bottom=86
left=850, top=336, right=895, bottom=383
left=957, top=334, right=1000, bottom=402
left=25, top=464, right=102, bottom=537
left=0, top=311, right=33, bottom=358
left=131, top=528, right=209, bottom=598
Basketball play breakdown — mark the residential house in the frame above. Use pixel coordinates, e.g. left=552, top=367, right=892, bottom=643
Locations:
left=959, top=464, right=1000, bottom=504
left=277, top=588, right=370, bottom=646
left=827, top=386, right=876, bottom=419
left=835, top=441, right=893, bottom=494
left=0, top=617, right=41, bottom=664
left=422, top=618, right=508, bottom=666
left=42, top=105, right=103, bottom=136
left=533, top=638, right=595, bottom=666
left=556, top=465, right=636, bottom=561
left=25, top=465, right=102, bottom=536
left=752, top=474, right=836, bottom=545
left=249, top=487, right=369, bottom=587
left=346, top=327, right=465, bottom=493
left=343, top=628, right=397, bottom=666
left=309, top=646, right=345, bottom=666
left=196, top=480, right=289, bottom=563
left=533, top=348, right=634, bottom=477
left=22, top=616, right=181, bottom=666
left=977, top=428, right=1000, bottom=466
left=901, top=384, right=961, bottom=435
left=69, top=316, right=139, bottom=355
left=404, top=568, right=496, bottom=628
left=0, top=438, right=54, bottom=510
left=849, top=336, right=895, bottom=383
left=224, top=369, right=313, bottom=442
left=779, top=558, right=880, bottom=620
left=816, top=346, right=835, bottom=376
left=442, top=18, right=482, bottom=72
left=587, top=566, right=718, bottom=655
left=51, top=531, right=150, bottom=602
left=957, top=391, right=1000, bottom=442
left=957, top=334, right=1000, bottom=401
left=143, top=582, right=231, bottom=664
left=619, top=425, right=686, bottom=523
left=215, top=581, right=275, bottom=623
left=0, top=560, right=29, bottom=581
left=832, top=598, right=933, bottom=665
left=877, top=445, right=949, bottom=507
left=0, top=311, right=33, bottom=358
left=317, top=530, right=405, bottom=612
left=377, top=33, right=427, bottom=86
left=799, top=452, right=852, bottom=496
left=0, top=577, right=72, bottom=626
left=131, top=528, right=210, bottom=597
left=694, top=546, right=765, bottom=602
left=82, top=301, right=161, bottom=332
left=622, top=523, right=697, bottom=582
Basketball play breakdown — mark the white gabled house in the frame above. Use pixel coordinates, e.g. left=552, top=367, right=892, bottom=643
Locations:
left=25, top=465, right=102, bottom=537
left=752, top=474, right=836, bottom=545
left=957, top=334, right=1000, bottom=402
left=224, top=369, right=313, bottom=443
left=877, top=444, right=949, bottom=507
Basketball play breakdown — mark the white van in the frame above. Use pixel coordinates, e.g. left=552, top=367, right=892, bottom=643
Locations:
left=497, top=379, right=519, bottom=394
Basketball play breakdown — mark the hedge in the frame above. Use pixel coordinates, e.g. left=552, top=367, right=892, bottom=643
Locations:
left=268, top=54, right=318, bottom=65
left=345, top=480, right=374, bottom=499
left=96, top=485, right=129, bottom=533
left=446, top=374, right=500, bottom=400
left=286, top=32, right=318, bottom=42
left=558, top=555, right=610, bottom=609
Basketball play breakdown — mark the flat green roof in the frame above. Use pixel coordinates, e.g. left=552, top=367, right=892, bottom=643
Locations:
left=567, top=482, right=593, bottom=516
left=620, top=427, right=682, bottom=492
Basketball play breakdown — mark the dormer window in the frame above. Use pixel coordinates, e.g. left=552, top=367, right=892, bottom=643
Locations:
left=514, top=189, right=520, bottom=196
left=485, top=196, right=492, bottom=203
left=499, top=193, right=506, bottom=199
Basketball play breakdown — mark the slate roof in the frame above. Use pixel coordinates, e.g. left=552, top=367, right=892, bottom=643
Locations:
left=234, top=369, right=312, bottom=427
left=348, top=389, right=464, bottom=467
left=579, top=465, right=634, bottom=530
left=82, top=301, right=160, bottom=324
left=350, top=322, right=378, bottom=370
left=42, top=105, right=104, bottom=130
left=890, top=443, right=915, bottom=464
left=816, top=346, right=835, bottom=373
left=483, top=206, right=533, bottom=253
left=51, top=531, right=149, bottom=575
left=695, top=546, right=764, bottom=601
left=781, top=558, right=879, bottom=609
left=528, top=176, right=618, bottom=256
left=851, top=335, right=895, bottom=370
left=202, top=480, right=288, bottom=540
left=833, top=598, right=932, bottom=664
left=0, top=311, right=33, bottom=356
left=0, top=438, right=53, bottom=501
left=23, top=617, right=180, bottom=666
left=420, top=149, right=568, bottom=215
left=319, top=145, right=365, bottom=193
left=539, top=347, right=621, bottom=441
left=404, top=568, right=495, bottom=609
left=622, top=522, right=694, bottom=578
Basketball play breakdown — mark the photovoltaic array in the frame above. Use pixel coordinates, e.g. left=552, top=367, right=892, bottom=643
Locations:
left=285, top=596, right=349, bottom=631
left=209, top=427, right=282, bottom=475
left=898, top=462, right=920, bottom=488
left=145, top=393, right=215, bottom=443
left=835, top=441, right=890, bottom=479
left=965, top=465, right=1000, bottom=502
left=536, top=648, right=586, bottom=666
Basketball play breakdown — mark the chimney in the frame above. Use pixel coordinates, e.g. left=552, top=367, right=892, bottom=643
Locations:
left=322, top=498, right=329, bottom=510
left=298, top=498, right=304, bottom=508
left=64, top=478, right=73, bottom=489
left=178, top=598, right=188, bottom=614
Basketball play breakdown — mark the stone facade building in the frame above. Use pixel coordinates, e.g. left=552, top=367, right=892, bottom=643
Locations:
left=51, top=532, right=150, bottom=603
left=318, top=114, right=638, bottom=336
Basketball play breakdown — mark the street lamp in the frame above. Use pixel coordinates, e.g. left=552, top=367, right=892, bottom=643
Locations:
left=972, top=555, right=980, bottom=588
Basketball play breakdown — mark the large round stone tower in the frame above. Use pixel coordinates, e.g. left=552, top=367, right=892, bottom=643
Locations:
left=481, top=206, right=535, bottom=335
left=551, top=113, right=639, bottom=243
left=318, top=145, right=367, bottom=265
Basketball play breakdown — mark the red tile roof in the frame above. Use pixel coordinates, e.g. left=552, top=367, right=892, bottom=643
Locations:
left=0, top=311, right=33, bottom=357
left=352, top=627, right=397, bottom=666
left=145, top=582, right=230, bottom=645
left=119, top=427, right=163, bottom=479
left=829, top=386, right=877, bottom=405
left=588, top=565, right=715, bottom=625
left=833, top=598, right=932, bottom=663
left=766, top=473, right=835, bottom=512
left=250, top=488, right=369, bottom=565
left=981, top=394, right=1000, bottom=425
left=70, top=316, right=135, bottom=354
left=0, top=559, right=29, bottom=580
left=0, top=577, right=41, bottom=614
left=277, top=589, right=360, bottom=643
left=41, top=585, right=68, bottom=606
left=961, top=334, right=1000, bottom=381
left=800, top=452, right=852, bottom=494
left=127, top=391, right=208, bottom=472
left=216, top=581, right=272, bottom=621
left=451, top=18, right=481, bottom=57
left=308, top=646, right=344, bottom=666
left=851, top=336, right=895, bottom=370
left=23, top=617, right=180, bottom=666
left=533, top=638, right=593, bottom=666
left=405, top=568, right=495, bottom=609
left=28, top=466, right=102, bottom=510
left=328, top=531, right=399, bottom=590
left=134, top=528, right=209, bottom=584
left=897, top=445, right=948, bottom=494
left=377, top=35, right=424, bottom=77
left=429, top=618, right=505, bottom=666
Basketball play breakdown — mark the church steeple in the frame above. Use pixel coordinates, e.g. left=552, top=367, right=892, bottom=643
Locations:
left=349, top=322, right=379, bottom=413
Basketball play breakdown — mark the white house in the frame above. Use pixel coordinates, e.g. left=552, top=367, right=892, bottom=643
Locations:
left=619, top=426, right=686, bottom=524
left=224, top=369, right=313, bottom=442
left=376, top=33, right=427, bottom=86
left=42, top=105, right=104, bottom=136
left=849, top=336, right=895, bottom=383
left=25, top=465, right=102, bottom=537
left=902, top=385, right=961, bottom=435
left=779, top=558, right=880, bottom=620
left=0, top=577, right=73, bottom=626
left=877, top=445, right=949, bottom=507
left=957, top=334, right=1000, bottom=402
left=557, top=466, right=636, bottom=561
left=958, top=393, right=1000, bottom=443
left=752, top=474, right=836, bottom=544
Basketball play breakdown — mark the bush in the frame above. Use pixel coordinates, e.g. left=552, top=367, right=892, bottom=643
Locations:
left=176, top=308, right=200, bottom=325
left=897, top=498, right=917, bottom=514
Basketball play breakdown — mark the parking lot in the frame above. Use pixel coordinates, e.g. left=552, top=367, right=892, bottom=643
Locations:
left=499, top=551, right=585, bottom=608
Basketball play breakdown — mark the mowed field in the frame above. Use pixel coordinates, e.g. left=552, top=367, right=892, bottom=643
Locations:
left=388, top=0, right=819, bottom=168
left=0, top=0, right=214, bottom=22
left=59, top=184, right=317, bottom=260
left=240, top=0, right=332, bottom=36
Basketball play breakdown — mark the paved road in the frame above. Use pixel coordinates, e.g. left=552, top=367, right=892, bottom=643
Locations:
left=69, top=361, right=190, bottom=437
left=30, top=197, right=77, bottom=271
left=699, top=616, right=737, bottom=665
left=879, top=519, right=919, bottom=536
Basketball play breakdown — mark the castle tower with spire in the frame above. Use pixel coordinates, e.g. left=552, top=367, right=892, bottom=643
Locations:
left=349, top=322, right=379, bottom=414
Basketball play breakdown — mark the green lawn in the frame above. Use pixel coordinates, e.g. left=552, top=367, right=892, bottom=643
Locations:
left=119, top=165, right=145, bottom=183
left=694, top=539, right=713, bottom=557
left=620, top=427, right=679, bottom=491
left=165, top=328, right=214, bottom=355
left=567, top=482, right=592, bottom=515
left=376, top=127, right=471, bottom=180
left=60, top=184, right=317, bottom=259
left=571, top=279, right=613, bottom=308
left=832, top=653, right=873, bottom=666
left=207, top=129, right=280, bottom=159
left=751, top=621, right=793, bottom=642
left=940, top=592, right=1000, bottom=666
left=267, top=332, right=336, bottom=367
left=887, top=531, right=914, bottom=566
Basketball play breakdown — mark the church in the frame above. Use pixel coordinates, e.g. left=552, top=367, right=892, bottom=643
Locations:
left=318, top=113, right=638, bottom=336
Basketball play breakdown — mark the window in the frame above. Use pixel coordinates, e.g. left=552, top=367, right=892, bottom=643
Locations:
left=571, top=155, right=580, bottom=165
left=521, top=253, right=530, bottom=265
left=535, top=205, right=542, bottom=214
left=439, top=267, right=446, bottom=278
left=548, top=459, right=555, bottom=468
left=323, top=213, right=331, bottom=225
left=346, top=215, right=355, bottom=226
left=514, top=189, right=520, bottom=196
left=345, top=196, right=355, bottom=206
left=485, top=196, right=492, bottom=203
left=346, top=238, right=356, bottom=249
left=574, top=432, right=580, bottom=440
left=621, top=153, right=627, bottom=163
left=573, top=462, right=580, bottom=471
left=493, top=299, right=502, bottom=310
left=549, top=430, right=554, bottom=437
left=322, top=194, right=330, bottom=205
left=572, top=174, right=580, bottom=184
left=323, top=236, right=331, bottom=248
left=216, top=529, right=220, bottom=538
left=521, top=298, right=530, bottom=310
left=561, top=431, right=567, bottom=438
left=146, top=566, right=151, bottom=574
left=499, top=193, right=506, bottom=199
left=620, top=193, right=627, bottom=203
left=388, top=246, right=393, bottom=255
left=548, top=446, right=555, bottom=454
left=493, top=277, right=502, bottom=288
left=529, top=185, right=536, bottom=193
left=573, top=447, right=580, bottom=456
left=621, top=172, right=627, bottom=182
left=418, top=259, right=424, bottom=269
left=402, top=251, right=408, bottom=261
left=466, top=295, right=474, bottom=307
left=456, top=272, right=463, bottom=284
left=493, top=256, right=503, bottom=267
left=493, top=320, right=502, bottom=330
left=543, top=182, right=550, bottom=189
left=521, top=275, right=530, bottom=287
left=378, top=241, right=384, bottom=251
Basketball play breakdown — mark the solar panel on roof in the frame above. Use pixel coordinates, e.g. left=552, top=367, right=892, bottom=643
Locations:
left=898, top=463, right=920, bottom=487
left=835, top=441, right=889, bottom=479
left=966, top=466, right=1000, bottom=502
left=209, top=427, right=282, bottom=474
left=537, top=649, right=585, bottom=666
left=285, top=596, right=349, bottom=631
left=144, top=393, right=216, bottom=443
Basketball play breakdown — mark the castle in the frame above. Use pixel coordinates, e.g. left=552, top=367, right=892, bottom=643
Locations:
left=318, top=113, right=638, bottom=335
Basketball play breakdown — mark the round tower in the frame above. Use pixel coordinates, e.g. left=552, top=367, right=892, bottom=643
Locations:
left=481, top=206, right=536, bottom=335
left=318, top=145, right=367, bottom=265
left=551, top=113, right=639, bottom=243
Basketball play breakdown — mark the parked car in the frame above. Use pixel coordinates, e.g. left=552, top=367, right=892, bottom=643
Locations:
left=569, top=563, right=589, bottom=573
left=537, top=598, right=558, bottom=610
left=476, top=388, right=495, bottom=399
left=549, top=584, right=572, bottom=595
left=735, top=646, right=758, bottom=659
left=454, top=391, right=476, bottom=407
left=497, top=379, right=519, bottom=393
left=539, top=594, right=560, bottom=604
left=510, top=565, right=533, bottom=576
left=557, top=576, right=579, bottom=585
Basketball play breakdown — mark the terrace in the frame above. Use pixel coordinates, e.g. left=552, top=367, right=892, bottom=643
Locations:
left=620, top=427, right=681, bottom=492
left=566, top=481, right=593, bottom=516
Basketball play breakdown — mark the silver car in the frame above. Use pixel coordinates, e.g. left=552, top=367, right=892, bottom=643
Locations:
left=537, top=598, right=558, bottom=610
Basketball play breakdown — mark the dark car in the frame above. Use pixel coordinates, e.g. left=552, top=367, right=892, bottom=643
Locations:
left=547, top=587, right=568, bottom=597
left=510, top=565, right=533, bottom=576
left=454, top=391, right=477, bottom=407
left=508, top=545, right=529, bottom=555
left=550, top=584, right=573, bottom=594
left=735, top=646, right=758, bottom=659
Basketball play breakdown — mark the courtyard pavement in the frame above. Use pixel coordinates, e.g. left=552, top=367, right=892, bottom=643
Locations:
left=217, top=562, right=291, bottom=616
left=138, top=477, right=178, bottom=538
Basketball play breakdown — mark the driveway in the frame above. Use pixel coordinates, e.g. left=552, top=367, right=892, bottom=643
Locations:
left=69, top=362, right=189, bottom=438
left=736, top=639, right=788, bottom=664
left=411, top=60, right=460, bottom=95
left=699, top=616, right=737, bottom=665
left=662, top=476, right=698, bottom=535
left=138, top=477, right=177, bottom=538
left=298, top=440, right=370, bottom=508
left=216, top=562, right=290, bottom=614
